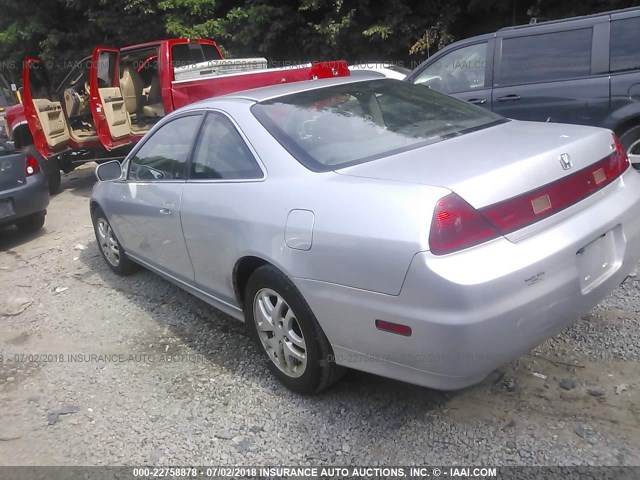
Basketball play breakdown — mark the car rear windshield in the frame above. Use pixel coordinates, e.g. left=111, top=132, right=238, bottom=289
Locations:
left=251, top=79, right=505, bottom=171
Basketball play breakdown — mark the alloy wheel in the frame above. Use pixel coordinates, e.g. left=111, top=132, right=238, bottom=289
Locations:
left=253, top=288, right=307, bottom=378
left=96, top=218, right=121, bottom=267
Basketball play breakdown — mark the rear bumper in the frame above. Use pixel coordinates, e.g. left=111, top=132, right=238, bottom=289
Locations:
left=294, top=169, right=640, bottom=390
left=0, top=173, right=49, bottom=226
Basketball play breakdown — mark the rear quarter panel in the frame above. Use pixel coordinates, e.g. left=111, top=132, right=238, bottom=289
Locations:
left=196, top=102, right=449, bottom=297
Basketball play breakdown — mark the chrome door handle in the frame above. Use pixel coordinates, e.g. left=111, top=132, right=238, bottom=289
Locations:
left=468, top=98, right=487, bottom=105
left=159, top=208, right=172, bottom=215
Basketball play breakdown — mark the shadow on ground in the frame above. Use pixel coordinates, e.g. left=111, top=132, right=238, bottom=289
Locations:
left=0, top=224, right=50, bottom=252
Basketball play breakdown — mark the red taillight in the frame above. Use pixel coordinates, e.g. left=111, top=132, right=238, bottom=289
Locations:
left=429, top=193, right=500, bottom=255
left=25, top=155, right=40, bottom=177
left=613, top=133, right=630, bottom=171
left=428, top=133, right=629, bottom=256
left=481, top=133, right=629, bottom=236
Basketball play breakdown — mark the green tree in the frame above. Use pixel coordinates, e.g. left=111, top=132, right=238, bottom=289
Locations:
left=2, top=0, right=640, bottom=87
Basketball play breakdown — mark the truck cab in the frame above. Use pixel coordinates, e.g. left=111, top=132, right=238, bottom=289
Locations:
left=89, top=39, right=227, bottom=150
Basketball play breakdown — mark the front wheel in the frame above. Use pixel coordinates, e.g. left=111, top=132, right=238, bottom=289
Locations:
left=91, top=206, right=137, bottom=276
left=244, top=265, right=345, bottom=394
left=619, top=125, right=640, bottom=169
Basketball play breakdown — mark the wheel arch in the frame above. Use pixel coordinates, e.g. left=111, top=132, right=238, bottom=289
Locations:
left=613, top=114, right=640, bottom=138
left=12, top=123, right=33, bottom=149
left=233, top=255, right=287, bottom=307
left=601, top=102, right=640, bottom=136
left=89, top=200, right=101, bottom=216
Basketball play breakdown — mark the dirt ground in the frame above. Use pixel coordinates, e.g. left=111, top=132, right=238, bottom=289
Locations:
left=0, top=164, right=639, bottom=466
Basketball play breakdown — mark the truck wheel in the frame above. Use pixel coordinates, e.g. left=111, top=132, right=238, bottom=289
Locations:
left=22, top=145, right=61, bottom=194
left=619, top=125, right=640, bottom=169
left=45, top=157, right=62, bottom=195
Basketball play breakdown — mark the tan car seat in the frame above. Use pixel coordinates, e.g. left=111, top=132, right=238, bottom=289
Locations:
left=63, top=88, right=80, bottom=118
left=120, top=65, right=144, bottom=115
left=142, top=75, right=165, bottom=118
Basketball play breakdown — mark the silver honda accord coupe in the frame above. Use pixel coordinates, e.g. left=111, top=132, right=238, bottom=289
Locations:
left=90, top=76, right=640, bottom=394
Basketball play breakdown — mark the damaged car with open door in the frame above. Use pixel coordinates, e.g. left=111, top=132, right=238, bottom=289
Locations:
left=6, top=38, right=344, bottom=194
left=19, top=56, right=106, bottom=194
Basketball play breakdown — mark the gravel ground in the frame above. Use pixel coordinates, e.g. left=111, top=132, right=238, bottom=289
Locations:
left=0, top=164, right=639, bottom=466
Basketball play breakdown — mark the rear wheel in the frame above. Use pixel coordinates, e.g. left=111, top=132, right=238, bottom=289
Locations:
left=91, top=206, right=137, bottom=275
left=245, top=265, right=345, bottom=394
left=619, top=125, right=640, bottom=169
left=15, top=211, right=45, bottom=234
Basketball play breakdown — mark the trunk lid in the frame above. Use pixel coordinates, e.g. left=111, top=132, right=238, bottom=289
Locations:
left=336, top=120, right=617, bottom=209
left=0, top=148, right=26, bottom=190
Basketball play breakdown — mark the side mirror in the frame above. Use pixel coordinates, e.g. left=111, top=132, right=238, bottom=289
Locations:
left=95, top=160, right=123, bottom=181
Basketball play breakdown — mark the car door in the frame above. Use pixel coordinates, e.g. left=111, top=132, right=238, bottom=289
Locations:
left=89, top=47, right=136, bottom=150
left=492, top=18, right=610, bottom=125
left=179, top=111, right=266, bottom=306
left=409, top=40, right=494, bottom=109
left=22, top=58, right=70, bottom=158
left=110, top=113, right=203, bottom=282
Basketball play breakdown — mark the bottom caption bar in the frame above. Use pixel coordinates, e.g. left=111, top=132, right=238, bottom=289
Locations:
left=0, top=466, right=635, bottom=479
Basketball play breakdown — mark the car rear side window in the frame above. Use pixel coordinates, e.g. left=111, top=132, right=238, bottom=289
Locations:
left=129, top=114, right=202, bottom=181
left=499, top=28, right=592, bottom=86
left=610, top=17, right=640, bottom=72
left=190, top=112, right=263, bottom=180
left=172, top=43, right=222, bottom=69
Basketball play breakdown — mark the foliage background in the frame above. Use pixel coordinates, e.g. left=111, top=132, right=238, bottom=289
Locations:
left=1, top=0, right=639, bottom=84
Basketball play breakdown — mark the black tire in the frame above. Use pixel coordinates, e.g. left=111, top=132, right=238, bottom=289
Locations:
left=244, top=265, right=345, bottom=394
left=91, top=206, right=137, bottom=276
left=618, top=124, right=640, bottom=170
left=45, top=156, right=61, bottom=195
left=15, top=211, right=45, bottom=234
left=22, top=145, right=61, bottom=194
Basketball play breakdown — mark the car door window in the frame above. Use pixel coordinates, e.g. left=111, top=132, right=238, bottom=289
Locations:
left=610, top=17, right=640, bottom=72
left=190, top=112, right=263, bottom=180
left=499, top=28, right=592, bottom=86
left=414, top=43, right=487, bottom=94
left=129, top=114, right=202, bottom=181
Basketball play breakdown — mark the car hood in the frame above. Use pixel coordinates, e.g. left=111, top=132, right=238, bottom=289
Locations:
left=336, top=120, right=616, bottom=208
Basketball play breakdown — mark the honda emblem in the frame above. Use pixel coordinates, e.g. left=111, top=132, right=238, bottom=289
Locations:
left=559, top=153, right=573, bottom=170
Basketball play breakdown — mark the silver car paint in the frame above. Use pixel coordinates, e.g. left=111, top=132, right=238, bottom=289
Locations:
left=297, top=171, right=640, bottom=389
left=91, top=77, right=640, bottom=390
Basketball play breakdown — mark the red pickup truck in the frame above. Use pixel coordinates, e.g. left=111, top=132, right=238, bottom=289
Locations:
left=4, top=38, right=349, bottom=193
